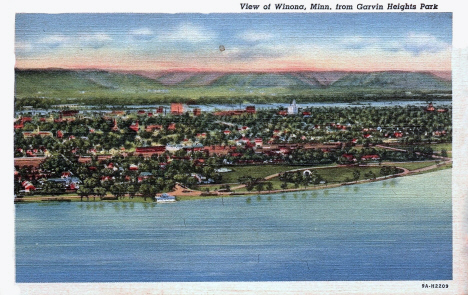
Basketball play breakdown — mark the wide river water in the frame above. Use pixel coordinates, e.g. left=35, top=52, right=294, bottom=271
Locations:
left=16, top=169, right=452, bottom=282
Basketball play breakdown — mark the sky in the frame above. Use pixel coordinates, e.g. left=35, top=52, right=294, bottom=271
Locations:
left=15, top=13, right=452, bottom=72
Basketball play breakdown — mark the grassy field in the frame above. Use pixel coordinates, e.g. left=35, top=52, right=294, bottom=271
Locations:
left=217, top=164, right=336, bottom=183
left=317, top=166, right=384, bottom=183
left=428, top=142, right=452, bottom=151
left=396, top=161, right=440, bottom=171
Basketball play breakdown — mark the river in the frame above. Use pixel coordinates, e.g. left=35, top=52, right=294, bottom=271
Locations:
left=15, top=169, right=452, bottom=282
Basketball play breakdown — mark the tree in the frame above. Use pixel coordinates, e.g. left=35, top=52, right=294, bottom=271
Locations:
left=77, top=187, right=91, bottom=201
left=255, top=182, right=264, bottom=192
left=281, top=182, right=288, bottom=190
left=93, top=187, right=107, bottom=200
left=353, top=169, right=361, bottom=182
left=266, top=182, right=273, bottom=192
left=127, top=185, right=137, bottom=199
left=139, top=184, right=156, bottom=201
left=110, top=184, right=126, bottom=199
left=41, top=181, right=64, bottom=196
left=441, top=149, right=448, bottom=158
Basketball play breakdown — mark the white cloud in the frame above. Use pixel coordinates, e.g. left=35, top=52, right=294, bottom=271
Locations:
left=402, top=32, right=450, bottom=55
left=340, top=36, right=379, bottom=50
left=15, top=41, right=33, bottom=54
left=39, top=35, right=69, bottom=48
left=238, top=31, right=275, bottom=42
left=130, top=28, right=154, bottom=41
left=78, top=33, right=112, bottom=49
left=159, top=23, right=216, bottom=43
left=36, top=33, right=112, bottom=50
left=338, top=33, right=450, bottom=56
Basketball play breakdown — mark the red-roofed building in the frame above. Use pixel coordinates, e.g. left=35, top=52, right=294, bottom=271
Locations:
left=136, top=146, right=166, bottom=154
left=361, top=155, right=380, bottom=161
left=111, top=119, right=119, bottom=132
left=171, top=103, right=186, bottom=115
left=341, top=154, right=355, bottom=162
left=129, top=121, right=139, bottom=132
left=255, top=138, right=263, bottom=147
left=22, top=181, right=36, bottom=192
left=246, top=106, right=256, bottom=114
left=145, top=125, right=163, bottom=132
left=167, top=123, right=176, bottom=131
left=23, top=128, right=53, bottom=138
left=426, top=103, right=436, bottom=112
left=193, top=108, right=202, bottom=116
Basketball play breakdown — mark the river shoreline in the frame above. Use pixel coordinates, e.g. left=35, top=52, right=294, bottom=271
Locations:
left=14, top=160, right=452, bottom=204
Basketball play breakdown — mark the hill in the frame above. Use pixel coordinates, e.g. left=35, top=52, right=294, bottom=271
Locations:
left=14, top=69, right=452, bottom=106
left=330, top=71, right=451, bottom=90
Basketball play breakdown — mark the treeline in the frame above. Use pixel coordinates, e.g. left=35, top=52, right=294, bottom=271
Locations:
left=14, top=91, right=452, bottom=110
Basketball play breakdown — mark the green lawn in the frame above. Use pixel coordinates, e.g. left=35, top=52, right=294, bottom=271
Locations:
left=429, top=142, right=452, bottom=152
left=314, top=166, right=384, bottom=183
left=396, top=161, right=439, bottom=171
left=218, top=164, right=335, bottom=184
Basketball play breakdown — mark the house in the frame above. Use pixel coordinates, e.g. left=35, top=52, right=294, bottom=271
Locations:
left=341, top=154, right=355, bottom=162
left=425, top=102, right=436, bottom=112
left=21, top=181, right=36, bottom=192
left=22, top=127, right=53, bottom=138
left=138, top=172, right=153, bottom=182
left=361, top=154, right=380, bottom=161
left=167, top=123, right=176, bottom=131
left=166, top=144, right=184, bottom=152
left=156, top=106, right=164, bottom=114
left=135, top=145, right=166, bottom=156
left=145, top=125, right=163, bottom=132
left=255, top=138, right=263, bottom=147
left=129, top=121, right=140, bottom=132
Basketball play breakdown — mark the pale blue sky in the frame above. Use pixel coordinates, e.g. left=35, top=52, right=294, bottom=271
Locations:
left=15, top=13, right=452, bottom=72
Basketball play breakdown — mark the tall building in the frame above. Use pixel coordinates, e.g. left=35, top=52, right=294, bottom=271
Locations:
left=171, top=103, right=186, bottom=115
left=288, top=100, right=298, bottom=115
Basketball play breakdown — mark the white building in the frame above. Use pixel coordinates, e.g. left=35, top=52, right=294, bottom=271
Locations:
left=288, top=99, right=298, bottom=115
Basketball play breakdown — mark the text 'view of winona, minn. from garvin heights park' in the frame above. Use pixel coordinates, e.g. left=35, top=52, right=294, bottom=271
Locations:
left=14, top=13, right=452, bottom=202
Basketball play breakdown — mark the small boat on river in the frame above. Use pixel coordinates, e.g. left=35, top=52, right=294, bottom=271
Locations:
left=155, top=193, right=176, bottom=203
